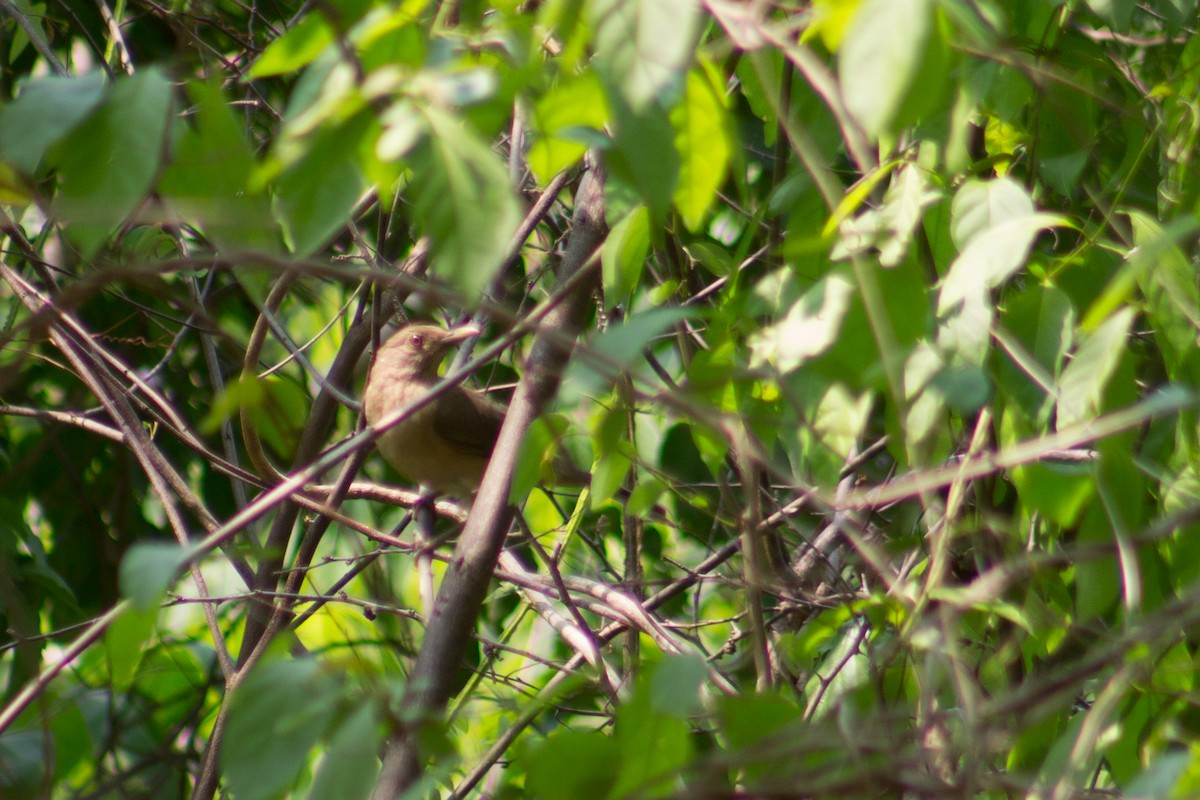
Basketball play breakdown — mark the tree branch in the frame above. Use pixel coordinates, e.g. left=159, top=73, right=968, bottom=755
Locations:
left=372, top=165, right=606, bottom=798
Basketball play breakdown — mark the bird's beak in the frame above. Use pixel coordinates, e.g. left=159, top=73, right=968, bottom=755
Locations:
left=442, top=325, right=481, bottom=345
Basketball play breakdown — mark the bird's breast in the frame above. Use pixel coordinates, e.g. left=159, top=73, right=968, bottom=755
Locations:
left=364, top=380, right=488, bottom=494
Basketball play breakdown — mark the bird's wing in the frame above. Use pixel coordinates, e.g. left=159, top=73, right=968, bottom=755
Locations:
left=432, top=386, right=505, bottom=458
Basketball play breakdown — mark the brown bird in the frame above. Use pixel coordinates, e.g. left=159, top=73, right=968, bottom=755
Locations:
left=364, top=324, right=505, bottom=494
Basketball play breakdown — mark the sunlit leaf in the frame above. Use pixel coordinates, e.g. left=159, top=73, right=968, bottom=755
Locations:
left=528, top=72, right=609, bottom=184
left=750, top=272, right=855, bottom=373
left=601, top=205, right=650, bottom=307
left=1057, top=308, right=1134, bottom=428
left=590, top=0, right=701, bottom=111
left=939, top=179, right=1069, bottom=314
left=671, top=62, right=733, bottom=231
left=247, top=14, right=334, bottom=78
left=840, top=0, right=937, bottom=138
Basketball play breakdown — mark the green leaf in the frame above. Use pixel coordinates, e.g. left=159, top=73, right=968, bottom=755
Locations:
left=591, top=307, right=692, bottom=369
left=949, top=177, right=1034, bottom=248
left=1011, top=461, right=1096, bottom=528
left=276, top=113, right=370, bottom=255
left=590, top=404, right=634, bottom=506
left=104, top=605, right=158, bottom=688
left=590, top=443, right=633, bottom=508
left=839, top=0, right=934, bottom=138
left=606, top=97, right=680, bottom=223
left=1123, top=750, right=1192, bottom=800
left=601, top=205, right=650, bottom=307
left=247, top=13, right=334, bottom=78
left=716, top=691, right=802, bottom=752
left=119, top=542, right=187, bottom=612
left=589, top=0, right=701, bottom=112
left=1056, top=308, right=1134, bottom=429
left=307, top=703, right=380, bottom=800
left=612, top=679, right=692, bottom=798
left=671, top=62, right=733, bottom=231
left=930, top=366, right=991, bottom=413
left=53, top=68, right=173, bottom=255
left=528, top=72, right=609, bottom=184
left=524, top=730, right=619, bottom=800
left=409, top=107, right=521, bottom=303
left=1084, top=0, right=1135, bottom=31
left=939, top=179, right=1068, bottom=316
left=812, top=383, right=873, bottom=461
left=223, top=659, right=341, bottom=800
left=159, top=81, right=279, bottom=253
left=806, top=0, right=866, bottom=50
left=1128, top=212, right=1200, bottom=378
left=650, top=653, right=707, bottom=717
left=998, top=284, right=1074, bottom=423
left=0, top=72, right=106, bottom=173
left=750, top=272, right=855, bottom=373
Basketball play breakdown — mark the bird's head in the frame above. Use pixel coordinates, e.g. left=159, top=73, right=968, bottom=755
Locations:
left=377, top=324, right=480, bottom=380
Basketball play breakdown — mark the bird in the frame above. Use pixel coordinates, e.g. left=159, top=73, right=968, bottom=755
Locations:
left=363, top=324, right=506, bottom=495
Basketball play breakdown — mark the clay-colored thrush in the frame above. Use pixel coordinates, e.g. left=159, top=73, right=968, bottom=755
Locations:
left=364, top=324, right=504, bottom=494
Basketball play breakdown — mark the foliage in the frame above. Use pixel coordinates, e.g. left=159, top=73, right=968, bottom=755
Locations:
left=2, top=0, right=1200, bottom=798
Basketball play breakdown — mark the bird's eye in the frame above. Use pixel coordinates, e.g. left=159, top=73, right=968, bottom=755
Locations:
left=409, top=333, right=425, bottom=348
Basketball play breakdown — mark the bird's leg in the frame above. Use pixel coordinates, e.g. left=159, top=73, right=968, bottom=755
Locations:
left=414, top=488, right=439, bottom=619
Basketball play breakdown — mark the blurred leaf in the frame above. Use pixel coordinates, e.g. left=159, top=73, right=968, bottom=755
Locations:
left=119, top=542, right=187, bottom=613
left=223, top=659, right=341, bottom=800
left=601, top=205, right=650, bottom=307
left=308, top=703, right=380, bottom=800
left=840, top=0, right=943, bottom=138
left=529, top=72, right=609, bottom=184
left=612, top=671, right=692, bottom=798
left=1123, top=750, right=1191, bottom=800
left=591, top=442, right=633, bottom=508
left=0, top=72, right=106, bottom=174
left=276, top=112, right=371, bottom=255
left=1057, top=308, right=1134, bottom=429
left=409, top=107, right=521, bottom=303
left=671, top=62, right=733, bottom=231
left=806, top=0, right=866, bottom=50
left=1084, top=0, right=1134, bottom=32
left=591, top=308, right=691, bottom=368
left=104, top=605, right=158, bottom=689
left=1011, top=461, right=1096, bottom=528
left=160, top=81, right=279, bottom=253
left=606, top=96, right=680, bottom=223
left=997, top=284, right=1074, bottom=423
left=524, top=729, right=619, bottom=800
left=750, top=272, right=855, bottom=373
left=650, top=653, right=707, bottom=717
left=248, top=14, right=334, bottom=78
left=1128, top=212, right=1200, bottom=379
left=53, top=69, right=173, bottom=255
left=930, top=365, right=991, bottom=413
left=812, top=382, right=873, bottom=460
left=590, top=0, right=701, bottom=112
